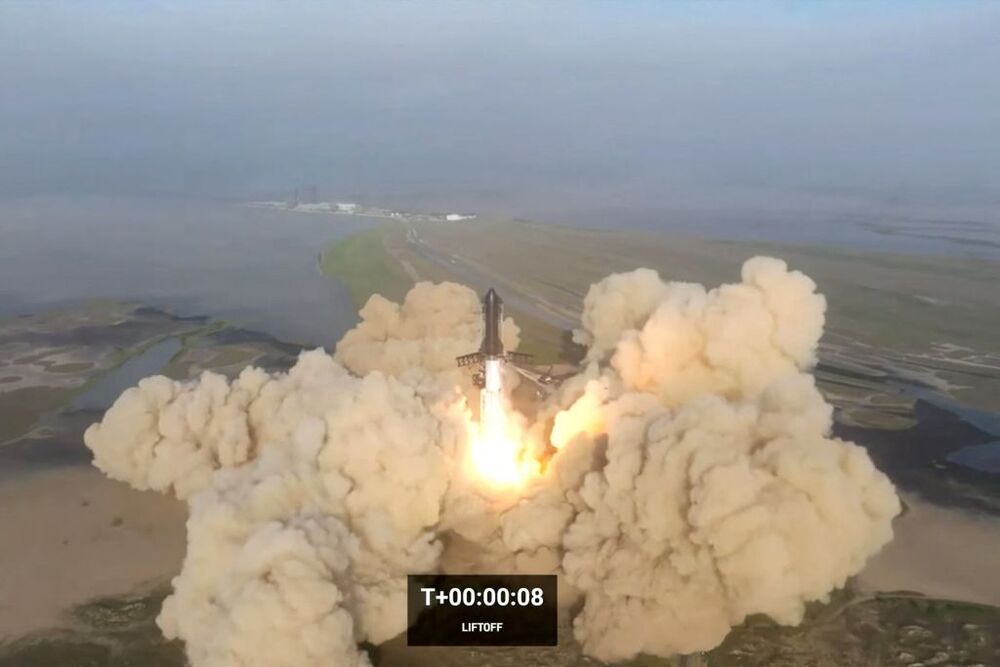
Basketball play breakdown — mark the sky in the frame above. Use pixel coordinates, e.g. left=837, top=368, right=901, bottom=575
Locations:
left=1, top=1, right=998, bottom=218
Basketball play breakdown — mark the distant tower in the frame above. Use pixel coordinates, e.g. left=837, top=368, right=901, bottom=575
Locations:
left=285, top=188, right=300, bottom=208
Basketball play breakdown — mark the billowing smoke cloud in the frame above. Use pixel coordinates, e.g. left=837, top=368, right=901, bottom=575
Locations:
left=86, top=318, right=475, bottom=666
left=334, top=280, right=519, bottom=385
left=84, top=260, right=899, bottom=666
left=550, top=375, right=896, bottom=659
left=573, top=257, right=826, bottom=405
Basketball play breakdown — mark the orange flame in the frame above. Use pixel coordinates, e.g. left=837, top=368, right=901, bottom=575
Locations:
left=468, top=392, right=538, bottom=488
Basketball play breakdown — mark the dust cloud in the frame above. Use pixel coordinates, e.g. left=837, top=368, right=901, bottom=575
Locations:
left=84, top=258, right=899, bottom=665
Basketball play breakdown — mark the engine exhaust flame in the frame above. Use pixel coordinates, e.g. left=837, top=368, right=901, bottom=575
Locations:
left=469, top=359, right=536, bottom=487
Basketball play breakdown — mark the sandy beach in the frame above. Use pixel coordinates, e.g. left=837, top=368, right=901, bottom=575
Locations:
left=0, top=465, right=186, bottom=639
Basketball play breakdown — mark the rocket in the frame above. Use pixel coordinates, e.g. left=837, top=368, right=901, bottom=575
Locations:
left=456, top=289, right=530, bottom=418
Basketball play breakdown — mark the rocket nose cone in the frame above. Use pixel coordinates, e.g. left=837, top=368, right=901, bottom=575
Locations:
left=484, top=288, right=499, bottom=305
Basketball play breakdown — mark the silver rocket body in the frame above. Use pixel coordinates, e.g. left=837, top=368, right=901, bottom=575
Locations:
left=456, top=288, right=531, bottom=422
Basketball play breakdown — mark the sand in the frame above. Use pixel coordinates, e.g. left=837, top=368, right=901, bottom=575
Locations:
left=856, top=493, right=1000, bottom=606
left=1, top=460, right=997, bottom=648
left=0, top=465, right=187, bottom=639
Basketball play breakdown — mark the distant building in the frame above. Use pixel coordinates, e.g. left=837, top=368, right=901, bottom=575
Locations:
left=336, top=202, right=358, bottom=213
left=446, top=213, right=475, bottom=222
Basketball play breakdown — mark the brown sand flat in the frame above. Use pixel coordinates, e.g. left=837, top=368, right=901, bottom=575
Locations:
left=0, top=465, right=186, bottom=639
left=857, top=493, right=1000, bottom=606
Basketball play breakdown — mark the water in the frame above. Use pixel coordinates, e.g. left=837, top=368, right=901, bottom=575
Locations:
left=948, top=442, right=1000, bottom=474
left=0, top=197, right=376, bottom=347
left=72, top=338, right=184, bottom=411
left=898, top=385, right=1000, bottom=476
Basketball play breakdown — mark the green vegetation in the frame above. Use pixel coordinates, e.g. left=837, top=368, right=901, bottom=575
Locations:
left=320, top=227, right=413, bottom=306
left=0, top=386, right=77, bottom=444
left=707, top=592, right=1000, bottom=666
left=0, top=305, right=301, bottom=446
left=321, top=223, right=569, bottom=362
left=407, top=217, right=1000, bottom=411
left=4, top=583, right=997, bottom=667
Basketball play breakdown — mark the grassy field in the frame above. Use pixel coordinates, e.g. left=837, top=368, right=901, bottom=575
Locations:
left=319, top=227, right=413, bottom=306
left=412, top=218, right=1000, bottom=354
left=320, top=223, right=569, bottom=362
left=320, top=217, right=1000, bottom=409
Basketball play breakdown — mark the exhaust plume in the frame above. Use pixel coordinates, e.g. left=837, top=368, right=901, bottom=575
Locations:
left=334, top=281, right=520, bottom=384
left=84, top=260, right=899, bottom=665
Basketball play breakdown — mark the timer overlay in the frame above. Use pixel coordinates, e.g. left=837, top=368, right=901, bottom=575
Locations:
left=407, top=575, right=558, bottom=646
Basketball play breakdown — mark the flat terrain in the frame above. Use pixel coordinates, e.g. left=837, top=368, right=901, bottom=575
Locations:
left=320, top=218, right=1000, bottom=424
left=2, top=215, right=999, bottom=665
left=318, top=217, right=1000, bottom=611
left=321, top=223, right=573, bottom=362
left=858, top=495, right=1000, bottom=606
left=0, top=304, right=306, bottom=644
left=0, top=466, right=187, bottom=640
left=406, top=219, right=1000, bottom=410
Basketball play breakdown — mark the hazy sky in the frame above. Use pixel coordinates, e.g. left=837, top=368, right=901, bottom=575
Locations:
left=1, top=1, right=998, bottom=216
